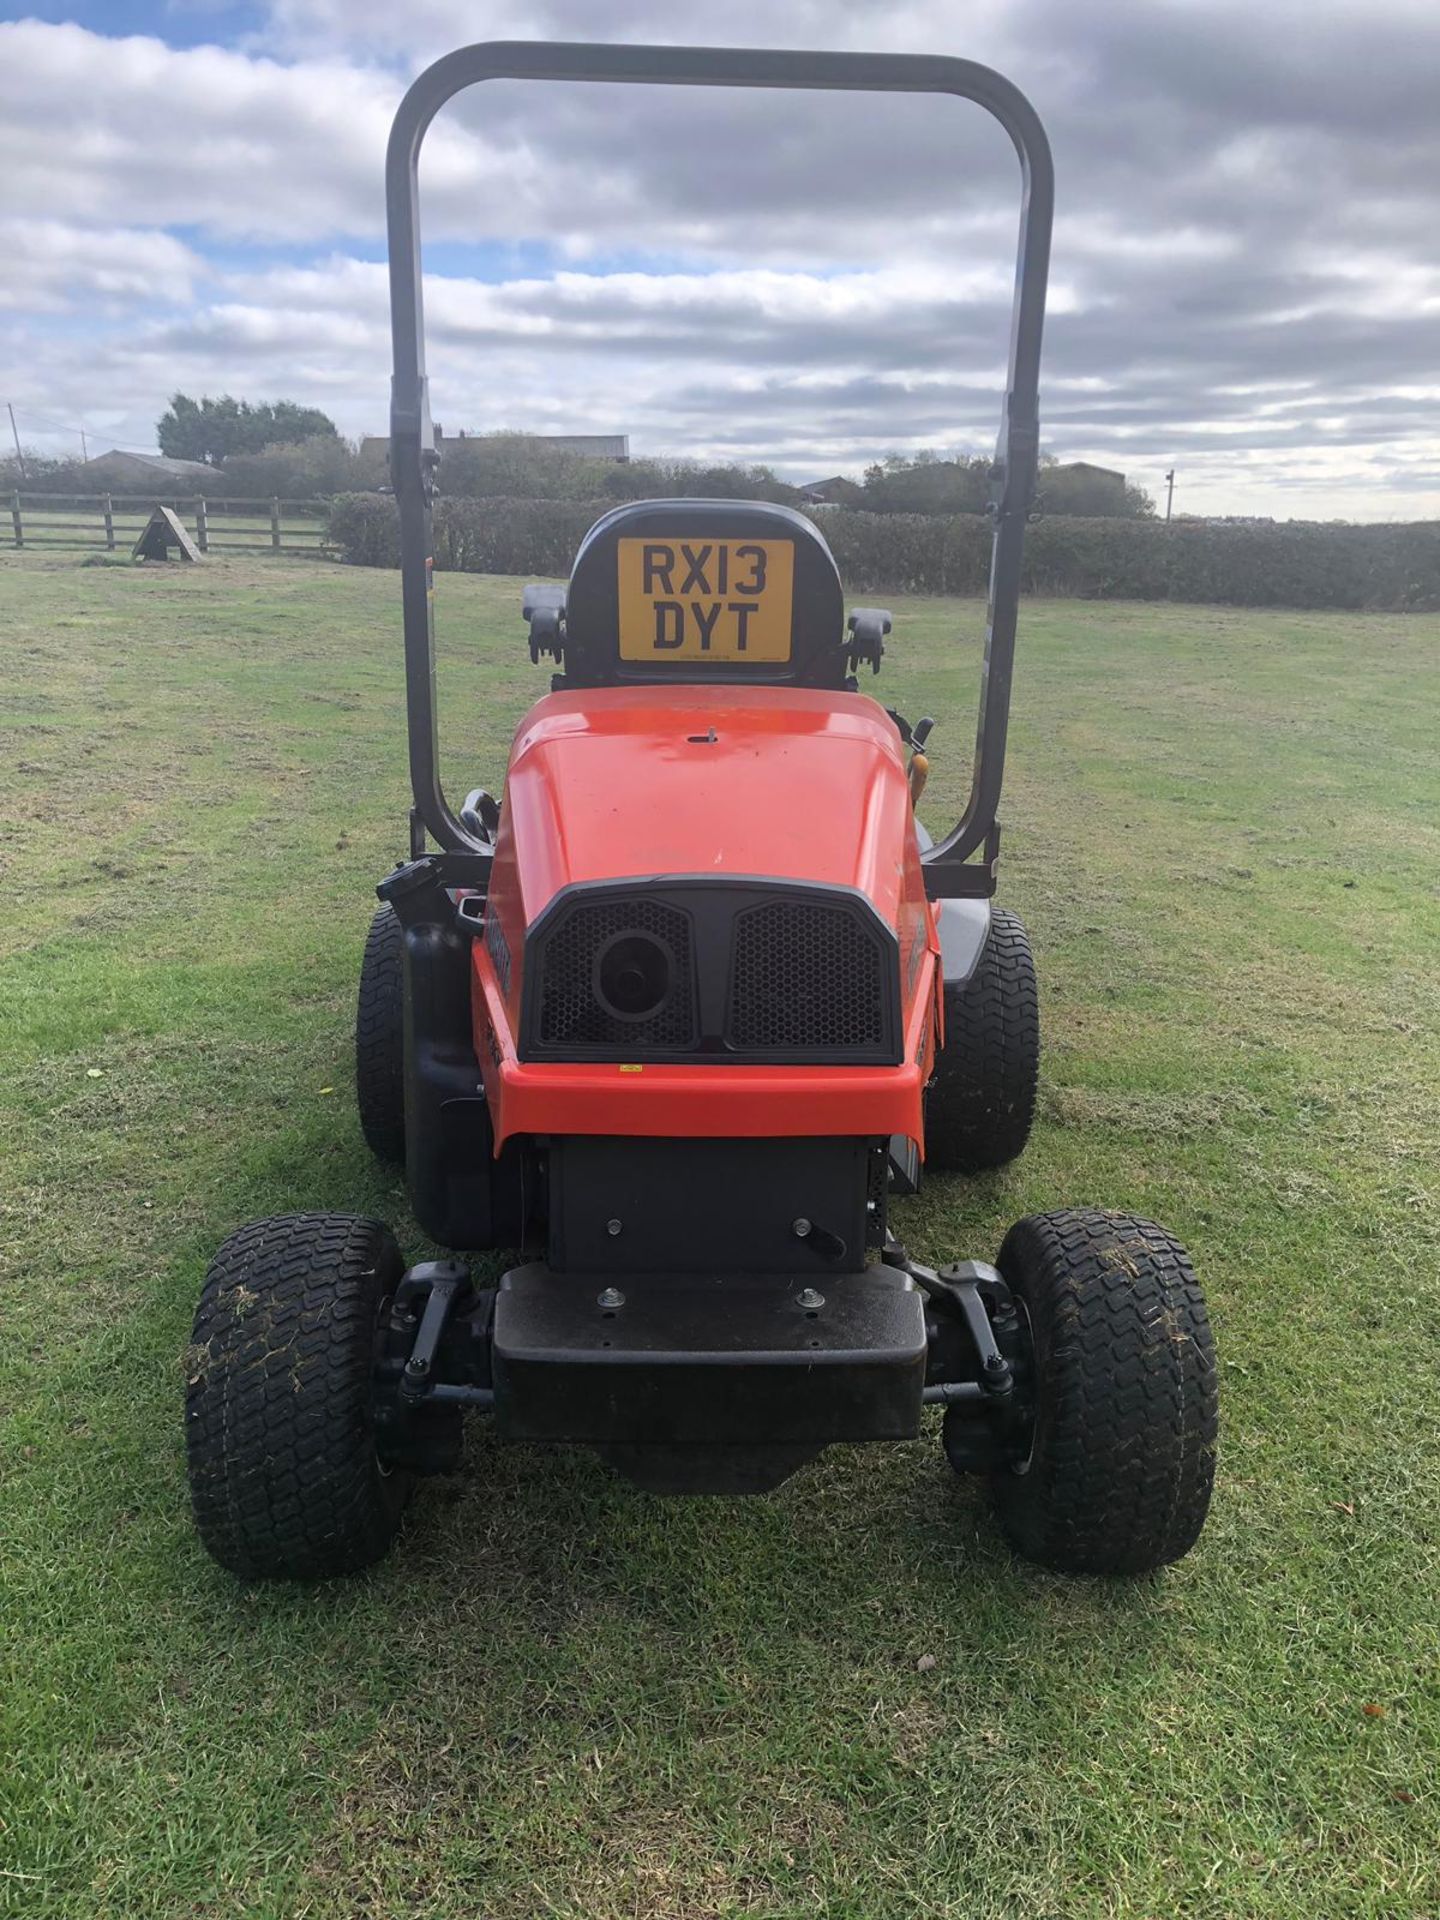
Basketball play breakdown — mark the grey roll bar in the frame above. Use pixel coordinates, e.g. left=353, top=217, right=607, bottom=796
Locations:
left=385, top=42, right=1053, bottom=897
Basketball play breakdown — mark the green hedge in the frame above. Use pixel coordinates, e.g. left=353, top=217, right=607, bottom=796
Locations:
left=326, top=493, right=603, bottom=575
left=326, top=493, right=1440, bottom=611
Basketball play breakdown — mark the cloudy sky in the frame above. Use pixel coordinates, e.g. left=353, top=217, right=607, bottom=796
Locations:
left=3, top=0, right=1438, bottom=518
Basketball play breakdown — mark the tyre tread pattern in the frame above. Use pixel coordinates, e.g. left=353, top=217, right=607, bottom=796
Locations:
left=991, top=1208, right=1217, bottom=1575
left=927, top=907, right=1039, bottom=1172
left=186, top=1212, right=411, bottom=1579
left=355, top=904, right=405, bottom=1164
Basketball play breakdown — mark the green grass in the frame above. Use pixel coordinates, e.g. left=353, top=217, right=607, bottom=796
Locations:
left=1, top=550, right=1437, bottom=1919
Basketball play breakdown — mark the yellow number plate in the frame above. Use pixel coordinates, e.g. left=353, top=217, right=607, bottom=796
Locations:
left=617, top=538, right=794, bottom=663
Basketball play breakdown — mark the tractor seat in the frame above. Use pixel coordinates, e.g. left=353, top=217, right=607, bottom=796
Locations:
left=521, top=497, right=872, bottom=692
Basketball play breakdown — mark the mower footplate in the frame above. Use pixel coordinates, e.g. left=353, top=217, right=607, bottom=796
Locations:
left=492, top=1264, right=926, bottom=1447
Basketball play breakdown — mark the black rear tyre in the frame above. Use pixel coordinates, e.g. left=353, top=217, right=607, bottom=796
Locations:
left=186, top=1212, right=412, bottom=1579
left=926, top=907, right=1038, bottom=1173
left=986, top=1208, right=1218, bottom=1576
left=356, top=904, right=405, bottom=1164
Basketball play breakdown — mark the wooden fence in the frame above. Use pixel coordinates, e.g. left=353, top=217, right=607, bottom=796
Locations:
left=7, top=492, right=330, bottom=557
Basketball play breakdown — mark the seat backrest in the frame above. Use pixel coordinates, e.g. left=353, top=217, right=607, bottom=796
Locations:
left=553, top=498, right=850, bottom=689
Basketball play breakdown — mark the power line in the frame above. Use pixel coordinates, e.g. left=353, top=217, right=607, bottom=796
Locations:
left=5, top=403, right=91, bottom=453
left=4, top=402, right=154, bottom=462
left=8, top=406, right=87, bottom=436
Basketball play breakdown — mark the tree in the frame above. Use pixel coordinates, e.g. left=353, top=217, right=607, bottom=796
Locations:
left=219, top=435, right=371, bottom=498
left=157, top=394, right=339, bottom=466
left=0, top=450, right=73, bottom=491
left=601, top=457, right=798, bottom=504
left=158, top=394, right=238, bottom=465
left=438, top=433, right=609, bottom=500
left=426, top=434, right=799, bottom=505
left=860, top=451, right=992, bottom=515
left=261, top=401, right=340, bottom=447
left=852, top=449, right=1155, bottom=519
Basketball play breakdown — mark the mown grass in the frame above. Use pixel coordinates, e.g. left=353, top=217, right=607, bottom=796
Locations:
left=1, top=550, right=1437, bottom=1919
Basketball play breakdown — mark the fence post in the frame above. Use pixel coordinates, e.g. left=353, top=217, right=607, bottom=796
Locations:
left=196, top=497, right=208, bottom=554
left=270, top=497, right=281, bottom=551
left=103, top=494, right=115, bottom=550
left=10, top=490, right=21, bottom=550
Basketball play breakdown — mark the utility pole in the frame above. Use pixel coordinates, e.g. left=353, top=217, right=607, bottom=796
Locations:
left=7, top=403, right=25, bottom=480
left=1164, top=468, right=1176, bottom=523
left=80, top=424, right=88, bottom=461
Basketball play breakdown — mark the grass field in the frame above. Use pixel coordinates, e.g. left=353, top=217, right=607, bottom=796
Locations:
left=1, top=551, right=1437, bottom=1919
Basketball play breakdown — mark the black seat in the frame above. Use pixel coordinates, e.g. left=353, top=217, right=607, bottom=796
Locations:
left=533, top=497, right=851, bottom=690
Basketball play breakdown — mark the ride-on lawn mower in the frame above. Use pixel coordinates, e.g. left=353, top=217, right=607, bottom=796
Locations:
left=186, top=43, right=1217, bottom=1581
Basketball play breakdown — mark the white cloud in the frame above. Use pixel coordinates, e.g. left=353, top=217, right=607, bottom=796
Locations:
left=256, top=0, right=987, bottom=62
left=0, top=21, right=418, bottom=244
left=0, top=219, right=200, bottom=311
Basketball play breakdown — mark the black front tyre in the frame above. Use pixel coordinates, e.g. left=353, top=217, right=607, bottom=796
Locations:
left=926, top=907, right=1039, bottom=1174
left=356, top=904, right=405, bottom=1164
left=186, top=1213, right=412, bottom=1579
left=981, top=1208, right=1218, bottom=1576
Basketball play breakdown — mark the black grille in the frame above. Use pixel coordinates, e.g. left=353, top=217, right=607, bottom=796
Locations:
left=728, top=900, right=886, bottom=1051
left=535, top=897, right=696, bottom=1050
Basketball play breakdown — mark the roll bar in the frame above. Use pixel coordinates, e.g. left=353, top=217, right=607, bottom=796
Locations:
left=386, top=42, right=1053, bottom=897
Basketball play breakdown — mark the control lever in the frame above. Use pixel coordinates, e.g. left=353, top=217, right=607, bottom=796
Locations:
left=908, top=715, right=935, bottom=807
left=459, top=787, right=501, bottom=844
left=845, top=606, right=891, bottom=675
left=522, top=583, right=566, bottom=664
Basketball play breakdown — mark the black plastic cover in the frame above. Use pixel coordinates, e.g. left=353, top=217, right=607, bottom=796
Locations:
left=547, top=1135, right=876, bottom=1276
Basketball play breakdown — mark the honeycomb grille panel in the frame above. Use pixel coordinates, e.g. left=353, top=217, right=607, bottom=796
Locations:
left=728, top=900, right=886, bottom=1051
left=536, top=897, right=695, bottom=1049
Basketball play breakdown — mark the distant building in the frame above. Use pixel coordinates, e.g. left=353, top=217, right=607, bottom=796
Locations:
left=1053, top=461, right=1125, bottom=484
left=1049, top=461, right=1126, bottom=499
left=359, top=429, right=630, bottom=463
left=796, top=475, right=856, bottom=509
left=509, top=433, right=630, bottom=461
left=79, top=449, right=217, bottom=488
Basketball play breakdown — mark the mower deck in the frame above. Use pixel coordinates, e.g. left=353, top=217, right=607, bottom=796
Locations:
left=370, top=1246, right=1028, bottom=1495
